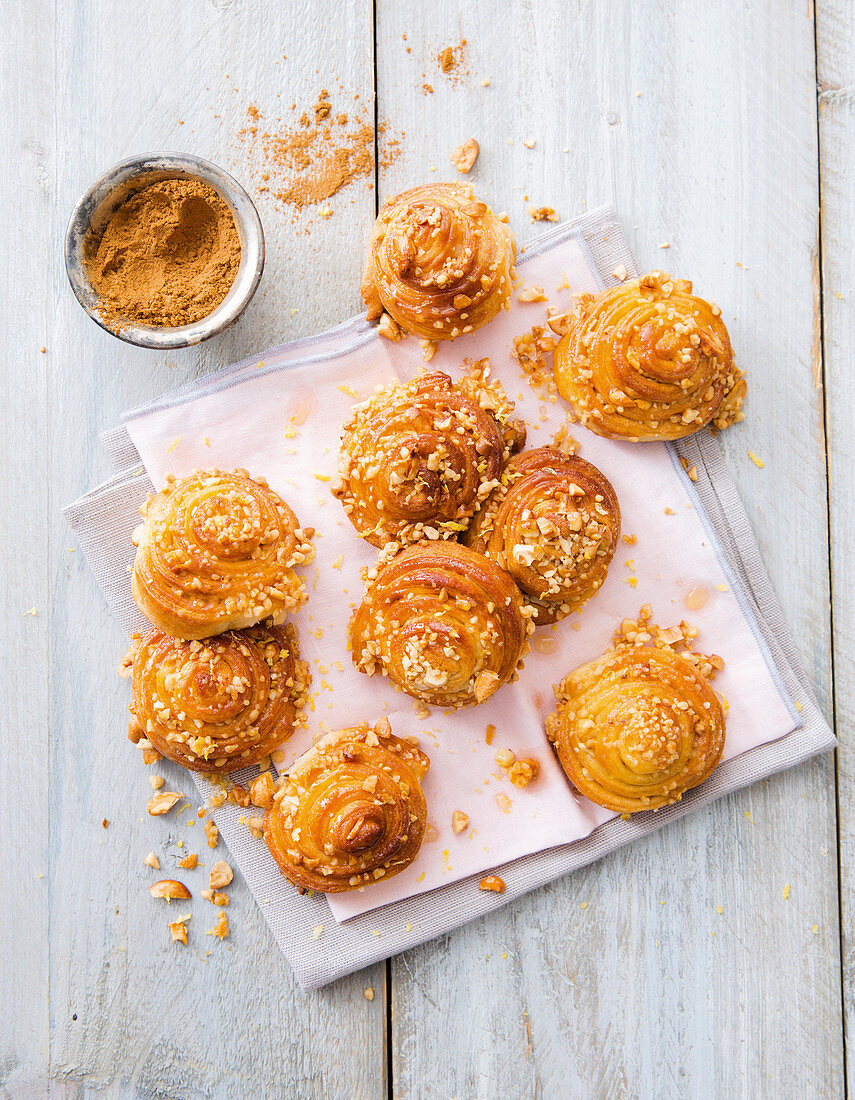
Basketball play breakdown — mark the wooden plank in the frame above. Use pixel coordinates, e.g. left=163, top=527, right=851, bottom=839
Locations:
left=376, top=2, right=843, bottom=1096
left=0, top=1, right=55, bottom=1094
left=816, top=0, right=855, bottom=1087
left=22, top=1, right=385, bottom=1096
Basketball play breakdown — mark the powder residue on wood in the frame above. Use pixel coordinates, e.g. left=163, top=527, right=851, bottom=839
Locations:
left=87, top=178, right=240, bottom=328
left=237, top=91, right=401, bottom=215
left=437, top=40, right=468, bottom=84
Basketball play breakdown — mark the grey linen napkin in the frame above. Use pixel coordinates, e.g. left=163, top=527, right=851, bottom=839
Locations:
left=65, top=206, right=834, bottom=989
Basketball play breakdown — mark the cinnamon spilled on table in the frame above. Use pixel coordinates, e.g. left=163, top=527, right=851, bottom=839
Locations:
left=87, top=178, right=240, bottom=329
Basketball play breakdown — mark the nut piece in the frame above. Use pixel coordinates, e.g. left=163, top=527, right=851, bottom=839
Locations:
left=147, top=791, right=182, bottom=816
left=149, top=775, right=165, bottom=790
left=247, top=815, right=265, bottom=838
left=227, top=785, right=250, bottom=808
left=141, top=748, right=161, bottom=765
left=149, top=879, right=191, bottom=901
left=450, top=137, right=480, bottom=173
left=204, top=819, right=220, bottom=849
left=518, top=285, right=548, bottom=303
left=494, top=748, right=516, bottom=769
left=420, top=338, right=437, bottom=362
left=378, top=312, right=402, bottom=341
left=144, top=851, right=160, bottom=869
left=508, top=758, right=540, bottom=789
left=212, top=892, right=230, bottom=907
left=451, top=810, right=470, bottom=835
left=178, top=852, right=198, bottom=870
left=168, top=919, right=188, bottom=945
left=207, top=912, right=229, bottom=940
left=250, top=772, right=276, bottom=809
left=479, top=875, right=506, bottom=893
left=364, top=986, right=375, bottom=1002
left=209, top=860, right=234, bottom=889
left=529, top=206, right=559, bottom=222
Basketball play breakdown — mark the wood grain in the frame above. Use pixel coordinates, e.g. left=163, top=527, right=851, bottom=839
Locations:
left=376, top=2, right=843, bottom=1097
left=816, top=0, right=854, bottom=1087
left=6, top=1, right=386, bottom=1096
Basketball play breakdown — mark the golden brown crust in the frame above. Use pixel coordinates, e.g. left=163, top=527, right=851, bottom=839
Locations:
left=127, top=622, right=309, bottom=773
left=553, top=271, right=746, bottom=441
left=331, top=365, right=525, bottom=547
left=546, top=612, right=726, bottom=812
left=263, top=718, right=429, bottom=893
left=362, top=182, right=516, bottom=341
left=349, top=541, right=534, bottom=708
left=131, top=469, right=314, bottom=639
left=465, top=447, right=620, bottom=624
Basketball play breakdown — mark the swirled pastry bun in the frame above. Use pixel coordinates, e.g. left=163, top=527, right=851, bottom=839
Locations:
left=263, top=717, right=429, bottom=893
left=350, top=541, right=534, bottom=709
left=546, top=609, right=726, bottom=812
left=332, top=365, right=525, bottom=547
left=553, top=271, right=746, bottom=441
left=126, top=623, right=309, bottom=773
left=362, top=182, right=516, bottom=341
left=131, top=469, right=314, bottom=639
left=465, top=446, right=620, bottom=624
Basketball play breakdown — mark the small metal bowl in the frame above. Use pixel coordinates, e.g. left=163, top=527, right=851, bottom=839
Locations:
left=65, top=152, right=264, bottom=349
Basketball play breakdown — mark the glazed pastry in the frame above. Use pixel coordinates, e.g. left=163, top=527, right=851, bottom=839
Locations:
left=553, top=271, right=746, bottom=441
left=362, top=182, right=516, bottom=342
left=349, top=541, right=534, bottom=708
left=331, top=365, right=525, bottom=547
left=465, top=446, right=620, bottom=624
left=132, top=469, right=314, bottom=639
left=125, top=623, right=309, bottom=772
left=546, top=610, right=726, bottom=812
left=263, top=718, right=429, bottom=893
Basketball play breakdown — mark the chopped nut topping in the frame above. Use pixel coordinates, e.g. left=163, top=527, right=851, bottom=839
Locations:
left=211, top=892, right=230, bottom=906
left=149, top=775, right=165, bottom=790
left=451, top=810, right=470, bottom=834
left=450, top=137, right=480, bottom=173
left=508, top=758, right=539, bottom=789
left=494, top=748, right=516, bottom=769
left=147, top=791, right=182, bottom=816
left=144, top=851, right=160, bottom=869
left=247, top=815, right=265, bottom=838
left=479, top=875, right=506, bottom=893
left=227, top=785, right=251, bottom=808
left=209, top=860, right=234, bottom=889
left=178, top=853, right=198, bottom=870
left=364, top=986, right=375, bottom=1001
left=150, top=879, right=191, bottom=901
left=518, top=285, right=548, bottom=303
left=207, top=912, right=229, bottom=939
left=204, top=819, right=220, bottom=849
left=529, top=206, right=559, bottom=222
left=168, top=919, right=188, bottom=945
left=612, top=263, right=629, bottom=282
left=250, top=771, right=276, bottom=809
left=378, top=312, right=402, bottom=341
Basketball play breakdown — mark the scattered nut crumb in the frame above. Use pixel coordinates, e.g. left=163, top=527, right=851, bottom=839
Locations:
left=523, top=138, right=536, bottom=149
left=378, top=312, right=402, bottom=341
left=209, top=860, right=234, bottom=889
left=178, top=853, right=198, bottom=870
left=312, top=924, right=324, bottom=940
left=485, top=724, right=495, bottom=745
left=479, top=875, right=506, bottom=893
left=364, top=986, right=375, bottom=1001
left=250, top=772, right=276, bottom=809
left=495, top=748, right=516, bottom=769
left=169, top=919, right=188, bottom=945
left=529, top=206, right=559, bottom=222
left=247, top=816, right=264, bottom=838
left=147, top=791, right=182, bottom=816
left=420, top=338, right=437, bottom=362
left=141, top=747, right=161, bottom=765
left=495, top=793, right=512, bottom=813
left=518, top=285, right=548, bottom=303
left=508, top=759, right=540, bottom=789
left=207, top=912, right=229, bottom=939
left=450, top=137, right=479, bottom=173
left=227, top=785, right=251, bottom=808
left=452, top=810, right=470, bottom=834
left=149, top=879, right=191, bottom=901
left=612, top=263, right=629, bottom=281
left=144, top=851, right=160, bottom=869
left=149, top=775, right=165, bottom=790
left=204, top=819, right=220, bottom=848
left=212, top=892, right=230, bottom=906
left=747, top=451, right=765, bottom=469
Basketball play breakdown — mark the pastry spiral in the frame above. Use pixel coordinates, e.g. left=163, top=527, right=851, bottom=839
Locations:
left=331, top=366, right=525, bottom=547
left=465, top=446, right=620, bottom=624
left=546, top=615, right=726, bottom=812
left=132, top=469, right=314, bottom=639
left=350, top=541, right=534, bottom=708
left=263, top=717, right=429, bottom=893
left=553, top=271, right=746, bottom=441
left=362, top=182, right=516, bottom=341
left=125, top=623, right=309, bottom=772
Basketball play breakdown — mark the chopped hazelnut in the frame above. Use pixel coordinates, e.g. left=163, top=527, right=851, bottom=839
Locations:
left=450, top=137, right=480, bottom=173
left=178, top=853, right=198, bottom=870
left=518, top=285, right=548, bottom=303
left=168, top=919, right=188, bottom=945
left=479, top=875, right=506, bottom=893
left=364, top=986, right=375, bottom=1001
left=147, top=791, right=182, bottom=816
left=247, top=816, right=264, bottom=838
left=494, top=748, right=516, bottom=769
left=227, top=785, right=251, bottom=808
left=211, top=892, right=230, bottom=907
left=209, top=860, right=234, bottom=889
left=451, top=810, right=470, bottom=834
left=378, top=312, right=402, bottom=341
left=144, top=851, right=160, bottom=869
left=149, top=775, right=165, bottom=790
left=207, top=912, right=229, bottom=939
left=204, top=819, right=219, bottom=849
left=508, top=758, right=539, bottom=789
left=149, top=879, right=191, bottom=901
left=529, top=206, right=559, bottom=222
left=250, top=772, right=276, bottom=809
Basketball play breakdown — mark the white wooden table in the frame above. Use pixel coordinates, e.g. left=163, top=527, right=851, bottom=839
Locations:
left=2, top=2, right=851, bottom=1096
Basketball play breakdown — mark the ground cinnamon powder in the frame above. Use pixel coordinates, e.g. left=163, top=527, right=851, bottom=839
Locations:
left=88, top=178, right=241, bottom=328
